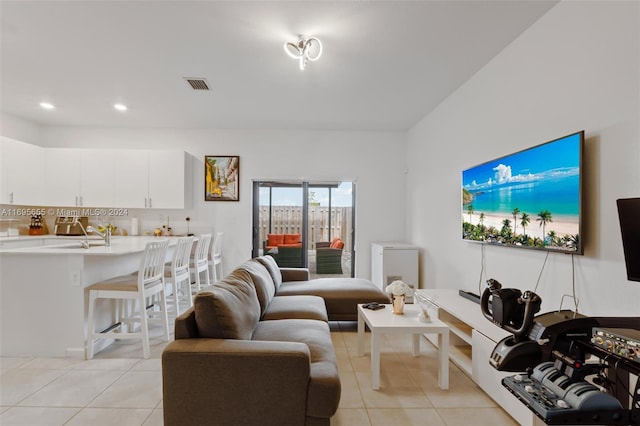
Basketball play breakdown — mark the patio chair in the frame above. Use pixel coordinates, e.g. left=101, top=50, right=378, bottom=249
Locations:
left=274, top=245, right=303, bottom=268
left=316, top=238, right=344, bottom=274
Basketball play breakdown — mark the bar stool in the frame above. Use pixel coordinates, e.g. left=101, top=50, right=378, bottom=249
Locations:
left=165, top=236, right=195, bottom=316
left=190, top=233, right=212, bottom=293
left=86, top=239, right=170, bottom=359
left=209, top=232, right=224, bottom=282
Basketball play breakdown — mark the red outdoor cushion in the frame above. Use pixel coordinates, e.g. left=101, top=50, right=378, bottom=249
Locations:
left=267, top=234, right=285, bottom=247
left=330, top=239, right=344, bottom=249
left=284, top=234, right=301, bottom=244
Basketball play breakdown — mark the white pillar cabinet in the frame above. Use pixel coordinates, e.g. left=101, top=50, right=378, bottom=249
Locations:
left=371, top=243, right=419, bottom=303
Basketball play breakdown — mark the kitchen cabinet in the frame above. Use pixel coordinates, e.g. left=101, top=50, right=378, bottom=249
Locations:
left=112, top=150, right=148, bottom=208
left=0, top=137, right=45, bottom=205
left=4, top=139, right=187, bottom=209
left=44, top=149, right=114, bottom=207
left=148, top=150, right=185, bottom=208
left=113, top=150, right=186, bottom=209
left=79, top=150, right=114, bottom=207
left=44, top=148, right=81, bottom=206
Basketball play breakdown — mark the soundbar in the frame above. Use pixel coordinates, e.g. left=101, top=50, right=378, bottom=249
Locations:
left=458, top=289, right=481, bottom=304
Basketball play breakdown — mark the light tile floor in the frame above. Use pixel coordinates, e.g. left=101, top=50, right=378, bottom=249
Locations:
left=1, top=321, right=519, bottom=426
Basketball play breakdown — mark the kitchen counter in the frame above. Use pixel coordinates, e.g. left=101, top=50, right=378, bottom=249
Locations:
left=0, top=236, right=180, bottom=358
left=0, top=235, right=172, bottom=255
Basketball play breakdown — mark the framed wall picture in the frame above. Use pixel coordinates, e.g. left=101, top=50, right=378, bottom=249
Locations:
left=204, top=155, right=239, bottom=201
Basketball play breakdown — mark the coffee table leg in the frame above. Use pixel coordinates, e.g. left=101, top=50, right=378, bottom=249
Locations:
left=438, top=330, right=450, bottom=390
left=371, top=331, right=381, bottom=390
left=411, top=334, right=420, bottom=356
left=357, top=309, right=364, bottom=356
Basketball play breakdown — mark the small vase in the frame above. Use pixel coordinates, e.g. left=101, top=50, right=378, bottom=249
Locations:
left=391, top=294, right=405, bottom=315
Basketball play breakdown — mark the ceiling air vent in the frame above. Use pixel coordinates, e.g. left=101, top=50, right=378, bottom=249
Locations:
left=184, top=78, right=211, bottom=91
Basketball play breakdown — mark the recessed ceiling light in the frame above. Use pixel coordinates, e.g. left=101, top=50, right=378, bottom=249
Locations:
left=39, top=102, right=55, bottom=110
left=114, top=104, right=127, bottom=111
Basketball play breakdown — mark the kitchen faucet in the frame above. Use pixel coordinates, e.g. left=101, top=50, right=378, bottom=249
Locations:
left=72, top=220, right=111, bottom=248
left=87, top=225, right=111, bottom=247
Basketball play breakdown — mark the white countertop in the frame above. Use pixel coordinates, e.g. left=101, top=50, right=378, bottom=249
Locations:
left=0, top=235, right=175, bottom=256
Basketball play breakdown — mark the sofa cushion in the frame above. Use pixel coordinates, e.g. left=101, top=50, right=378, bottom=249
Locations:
left=262, top=295, right=328, bottom=322
left=277, top=277, right=389, bottom=321
left=252, top=319, right=340, bottom=418
left=193, top=269, right=261, bottom=339
left=283, top=233, right=301, bottom=244
left=255, top=255, right=283, bottom=289
left=267, top=234, right=285, bottom=247
left=234, top=259, right=276, bottom=315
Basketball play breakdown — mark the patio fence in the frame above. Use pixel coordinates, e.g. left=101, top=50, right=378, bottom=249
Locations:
left=258, top=205, right=353, bottom=250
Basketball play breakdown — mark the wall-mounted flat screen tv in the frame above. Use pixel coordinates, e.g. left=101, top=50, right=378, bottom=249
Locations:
left=616, top=198, right=640, bottom=282
left=462, top=131, right=584, bottom=254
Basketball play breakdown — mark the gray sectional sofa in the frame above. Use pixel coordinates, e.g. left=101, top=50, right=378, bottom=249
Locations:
left=162, top=255, right=389, bottom=426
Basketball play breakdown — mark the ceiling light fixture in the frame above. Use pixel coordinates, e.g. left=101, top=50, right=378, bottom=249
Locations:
left=114, top=103, right=127, bottom=111
left=284, top=35, right=323, bottom=71
left=39, top=102, right=55, bottom=110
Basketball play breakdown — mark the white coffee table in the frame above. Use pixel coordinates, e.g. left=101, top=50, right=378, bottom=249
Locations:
left=357, top=303, right=450, bottom=390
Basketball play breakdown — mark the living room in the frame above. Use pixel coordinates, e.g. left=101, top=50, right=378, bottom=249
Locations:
left=1, top=1, right=639, bottom=425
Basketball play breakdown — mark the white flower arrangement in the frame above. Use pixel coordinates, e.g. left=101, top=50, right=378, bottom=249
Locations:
left=385, top=280, right=413, bottom=297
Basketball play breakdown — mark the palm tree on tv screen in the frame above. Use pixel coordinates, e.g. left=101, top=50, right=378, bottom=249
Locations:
left=537, top=210, right=553, bottom=243
left=512, top=207, right=520, bottom=234
left=467, top=204, right=474, bottom=223
left=520, top=212, right=530, bottom=237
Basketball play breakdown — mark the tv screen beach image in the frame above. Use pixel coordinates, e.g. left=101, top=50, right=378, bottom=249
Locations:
left=462, top=132, right=582, bottom=253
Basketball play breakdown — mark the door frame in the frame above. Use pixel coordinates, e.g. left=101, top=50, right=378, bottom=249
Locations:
left=252, top=180, right=355, bottom=277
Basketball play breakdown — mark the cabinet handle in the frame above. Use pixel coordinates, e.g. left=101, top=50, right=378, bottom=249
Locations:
left=9, top=192, right=14, bottom=204
left=75, top=196, right=78, bottom=206
left=144, top=197, right=148, bottom=208
left=148, top=197, right=152, bottom=208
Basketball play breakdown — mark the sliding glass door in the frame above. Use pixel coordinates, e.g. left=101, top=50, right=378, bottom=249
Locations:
left=252, top=180, right=355, bottom=278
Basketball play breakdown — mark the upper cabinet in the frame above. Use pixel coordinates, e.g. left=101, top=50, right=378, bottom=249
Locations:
left=45, top=149, right=115, bottom=207
left=113, top=150, right=186, bottom=209
left=79, top=150, right=115, bottom=207
left=44, top=148, right=81, bottom=206
left=112, top=150, right=148, bottom=208
left=148, top=150, right=186, bottom=209
left=4, top=140, right=187, bottom=209
left=0, top=137, right=45, bottom=205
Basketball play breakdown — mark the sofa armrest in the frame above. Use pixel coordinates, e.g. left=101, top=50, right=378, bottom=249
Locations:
left=280, top=267, right=310, bottom=282
left=174, top=308, right=198, bottom=339
left=163, top=339, right=311, bottom=426
left=315, top=241, right=331, bottom=249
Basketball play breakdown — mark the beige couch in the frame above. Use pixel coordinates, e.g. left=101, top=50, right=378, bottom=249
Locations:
left=162, top=255, right=388, bottom=426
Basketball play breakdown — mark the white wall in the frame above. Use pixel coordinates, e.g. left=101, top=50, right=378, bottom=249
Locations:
left=406, top=1, right=640, bottom=316
left=1, top=112, right=42, bottom=145
left=31, top=127, right=407, bottom=277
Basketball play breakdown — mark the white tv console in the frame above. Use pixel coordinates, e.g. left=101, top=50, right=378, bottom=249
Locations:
left=416, top=289, right=534, bottom=426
